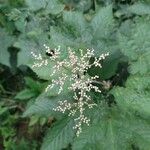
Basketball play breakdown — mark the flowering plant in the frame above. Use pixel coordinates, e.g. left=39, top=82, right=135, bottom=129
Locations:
left=31, top=45, right=109, bottom=136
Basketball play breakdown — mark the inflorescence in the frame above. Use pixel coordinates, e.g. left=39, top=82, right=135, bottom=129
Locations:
left=31, top=45, right=109, bottom=136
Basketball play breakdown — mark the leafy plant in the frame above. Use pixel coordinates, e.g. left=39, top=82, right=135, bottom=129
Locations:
left=0, top=0, right=150, bottom=149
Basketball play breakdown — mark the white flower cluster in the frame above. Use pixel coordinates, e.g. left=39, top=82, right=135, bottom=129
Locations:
left=31, top=45, right=109, bottom=136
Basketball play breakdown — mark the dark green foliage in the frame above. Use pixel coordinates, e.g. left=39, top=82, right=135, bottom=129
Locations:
left=0, top=0, right=150, bottom=149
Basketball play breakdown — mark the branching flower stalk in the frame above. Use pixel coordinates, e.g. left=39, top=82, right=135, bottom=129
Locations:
left=31, top=45, right=109, bottom=136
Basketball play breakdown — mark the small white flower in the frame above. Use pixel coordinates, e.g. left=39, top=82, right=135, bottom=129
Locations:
left=31, top=45, right=109, bottom=136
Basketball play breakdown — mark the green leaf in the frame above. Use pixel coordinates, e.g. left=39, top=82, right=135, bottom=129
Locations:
left=73, top=108, right=150, bottom=150
left=29, top=115, right=39, bottom=126
left=91, top=5, right=115, bottom=39
left=10, top=138, right=33, bottom=150
left=23, top=93, right=73, bottom=117
left=113, top=87, right=150, bottom=116
left=8, top=8, right=27, bottom=32
left=99, top=52, right=122, bottom=79
left=15, top=77, right=45, bottom=101
left=39, top=117, right=47, bottom=126
left=15, top=89, right=37, bottom=100
left=112, top=75, right=150, bottom=117
left=25, top=0, right=47, bottom=11
left=45, top=0, right=64, bottom=15
left=128, top=3, right=150, bottom=15
left=72, top=124, right=104, bottom=150
left=14, top=34, right=49, bottom=67
left=41, top=117, right=75, bottom=150
left=14, top=36, right=70, bottom=80
left=119, top=19, right=150, bottom=59
left=118, top=18, right=150, bottom=75
left=23, top=95, right=55, bottom=117
left=49, top=27, right=77, bottom=50
left=25, top=0, right=64, bottom=13
left=30, top=59, right=71, bottom=80
left=72, top=109, right=128, bottom=150
left=63, top=11, right=87, bottom=35
left=0, top=28, right=14, bottom=66
left=75, top=0, right=92, bottom=12
left=129, top=51, right=150, bottom=75
left=125, top=75, right=150, bottom=91
left=89, top=50, right=122, bottom=79
left=0, top=106, right=8, bottom=115
left=89, top=5, right=119, bottom=61
left=25, top=77, right=45, bottom=92
left=14, top=39, right=38, bottom=66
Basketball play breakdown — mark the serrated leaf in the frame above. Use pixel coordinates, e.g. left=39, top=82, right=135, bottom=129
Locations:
left=125, top=75, right=150, bottom=91
left=73, top=108, right=150, bottom=150
left=128, top=3, right=150, bottom=15
left=14, top=34, right=49, bottom=67
left=113, top=87, right=150, bottom=116
left=30, top=61, right=57, bottom=81
left=73, top=124, right=104, bottom=150
left=118, top=18, right=150, bottom=74
left=41, top=117, right=75, bottom=150
left=8, top=8, right=27, bottom=32
left=112, top=75, right=150, bottom=117
left=91, top=5, right=115, bottom=39
left=14, top=36, right=71, bottom=80
left=14, top=39, right=39, bottom=66
left=129, top=51, right=150, bottom=75
left=63, top=11, right=87, bottom=35
left=25, top=0, right=64, bottom=13
left=45, top=0, right=64, bottom=15
left=118, top=19, right=150, bottom=58
left=49, top=27, right=78, bottom=50
left=23, top=93, right=73, bottom=117
left=75, top=0, right=92, bottom=12
left=73, top=113, right=129, bottom=150
left=25, top=0, right=46, bottom=11
left=23, top=95, right=56, bottom=117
